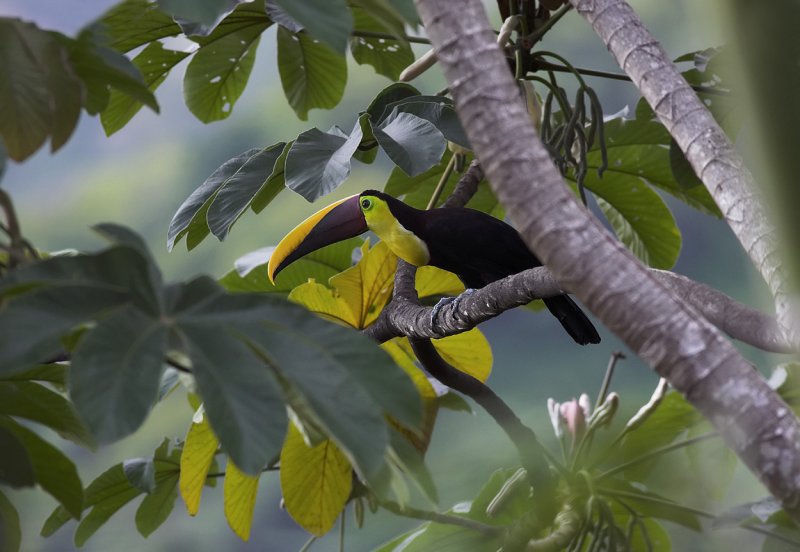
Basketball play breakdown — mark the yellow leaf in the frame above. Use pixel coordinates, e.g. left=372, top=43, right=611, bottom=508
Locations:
left=382, top=339, right=439, bottom=452
left=224, top=460, right=261, bottom=541
left=179, top=413, right=219, bottom=516
left=415, top=265, right=464, bottom=299
left=280, top=423, right=352, bottom=536
left=290, top=240, right=397, bottom=329
left=288, top=280, right=360, bottom=328
left=396, top=328, right=493, bottom=383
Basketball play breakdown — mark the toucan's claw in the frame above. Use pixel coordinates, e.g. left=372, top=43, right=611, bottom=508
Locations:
left=430, top=288, right=476, bottom=331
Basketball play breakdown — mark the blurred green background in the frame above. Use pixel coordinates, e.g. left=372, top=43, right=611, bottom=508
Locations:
left=0, top=1, right=786, bottom=550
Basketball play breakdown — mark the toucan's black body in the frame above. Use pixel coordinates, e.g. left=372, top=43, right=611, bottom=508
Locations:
left=369, top=190, right=601, bottom=345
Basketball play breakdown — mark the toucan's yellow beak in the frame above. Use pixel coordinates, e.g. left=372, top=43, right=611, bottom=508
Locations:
left=267, top=194, right=367, bottom=283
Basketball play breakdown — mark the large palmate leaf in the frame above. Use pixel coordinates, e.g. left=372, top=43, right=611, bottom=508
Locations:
left=285, top=121, right=363, bottom=201
left=277, top=27, right=347, bottom=120
left=0, top=19, right=83, bottom=161
left=3, top=227, right=420, bottom=484
left=157, top=0, right=245, bottom=31
left=167, top=144, right=287, bottom=250
left=280, top=423, right=352, bottom=536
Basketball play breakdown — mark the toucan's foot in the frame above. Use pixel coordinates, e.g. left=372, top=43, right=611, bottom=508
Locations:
left=430, top=288, right=476, bottom=329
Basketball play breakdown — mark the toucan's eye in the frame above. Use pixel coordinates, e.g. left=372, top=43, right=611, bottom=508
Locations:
left=361, top=198, right=373, bottom=210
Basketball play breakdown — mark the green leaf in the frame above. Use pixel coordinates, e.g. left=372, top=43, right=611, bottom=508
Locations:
left=70, top=305, right=169, bottom=444
left=280, top=424, right=352, bottom=536
left=468, top=468, right=531, bottom=525
left=586, top=117, right=721, bottom=217
left=251, top=141, right=292, bottom=213
left=277, top=27, right=347, bottom=120
left=374, top=111, right=446, bottom=176
left=172, top=292, right=288, bottom=475
left=101, top=42, right=190, bottom=136
left=387, top=427, right=437, bottom=503
left=0, top=381, right=94, bottom=447
left=366, top=83, right=420, bottom=121
left=593, top=188, right=681, bottom=270
left=0, top=364, right=67, bottom=386
left=135, top=470, right=179, bottom=537
left=94, top=0, right=181, bottom=53
left=74, top=465, right=144, bottom=545
left=611, top=391, right=702, bottom=480
left=272, top=0, right=352, bottom=53
left=0, top=416, right=84, bottom=518
left=771, top=363, right=800, bottom=416
left=123, top=458, right=156, bottom=493
left=285, top=122, right=363, bottom=201
left=183, top=19, right=268, bottom=122
left=379, top=97, right=470, bottom=149
left=219, top=237, right=362, bottom=294
left=668, top=138, right=703, bottom=191
left=0, top=20, right=83, bottom=161
left=265, top=2, right=304, bottom=33
left=350, top=7, right=414, bottom=81
left=0, top=424, right=35, bottom=488
left=63, top=25, right=158, bottom=116
left=714, top=497, right=783, bottom=529
left=168, top=146, right=284, bottom=250
left=685, top=423, right=735, bottom=500
left=206, top=143, right=287, bottom=239
left=0, top=489, right=21, bottom=552
left=599, top=478, right=703, bottom=531
left=386, top=0, right=418, bottom=25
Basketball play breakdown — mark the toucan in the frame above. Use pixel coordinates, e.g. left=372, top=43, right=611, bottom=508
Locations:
left=268, top=190, right=600, bottom=345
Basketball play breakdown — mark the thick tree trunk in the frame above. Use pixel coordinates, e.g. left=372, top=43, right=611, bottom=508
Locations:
left=414, top=0, right=800, bottom=519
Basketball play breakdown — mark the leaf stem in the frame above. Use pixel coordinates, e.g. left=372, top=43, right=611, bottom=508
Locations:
left=206, top=465, right=279, bottom=478
left=298, top=535, right=317, bottom=552
left=426, top=154, right=457, bottom=210
left=595, top=351, right=624, bottom=411
left=378, top=498, right=500, bottom=535
left=595, top=432, right=719, bottom=481
left=532, top=61, right=732, bottom=96
left=350, top=30, right=431, bottom=45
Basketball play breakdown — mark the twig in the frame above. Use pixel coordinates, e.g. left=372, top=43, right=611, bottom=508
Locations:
left=426, top=154, right=457, bottom=210
left=531, top=60, right=732, bottom=97
left=525, top=4, right=573, bottom=45
left=595, top=352, right=624, bottom=410
left=206, top=465, right=279, bottom=478
left=378, top=498, right=500, bottom=535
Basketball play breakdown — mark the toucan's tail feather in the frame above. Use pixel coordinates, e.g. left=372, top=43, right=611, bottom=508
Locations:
left=543, top=295, right=601, bottom=345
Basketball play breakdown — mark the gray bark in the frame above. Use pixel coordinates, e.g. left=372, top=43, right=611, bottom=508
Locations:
left=567, top=0, right=800, bottom=347
left=365, top=264, right=794, bottom=354
left=415, top=0, right=800, bottom=519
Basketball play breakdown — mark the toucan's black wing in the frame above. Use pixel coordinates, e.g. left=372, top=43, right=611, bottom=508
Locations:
left=420, top=207, right=600, bottom=345
left=420, top=207, right=540, bottom=287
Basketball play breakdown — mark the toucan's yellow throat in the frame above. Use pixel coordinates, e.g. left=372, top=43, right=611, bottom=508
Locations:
left=267, top=191, right=430, bottom=283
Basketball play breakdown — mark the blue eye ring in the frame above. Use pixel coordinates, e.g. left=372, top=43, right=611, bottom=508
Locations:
left=361, top=198, right=372, bottom=210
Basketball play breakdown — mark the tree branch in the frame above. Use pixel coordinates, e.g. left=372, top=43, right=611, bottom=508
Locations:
left=365, top=265, right=796, bottom=354
left=566, top=0, right=799, bottom=346
left=415, top=0, right=800, bottom=520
